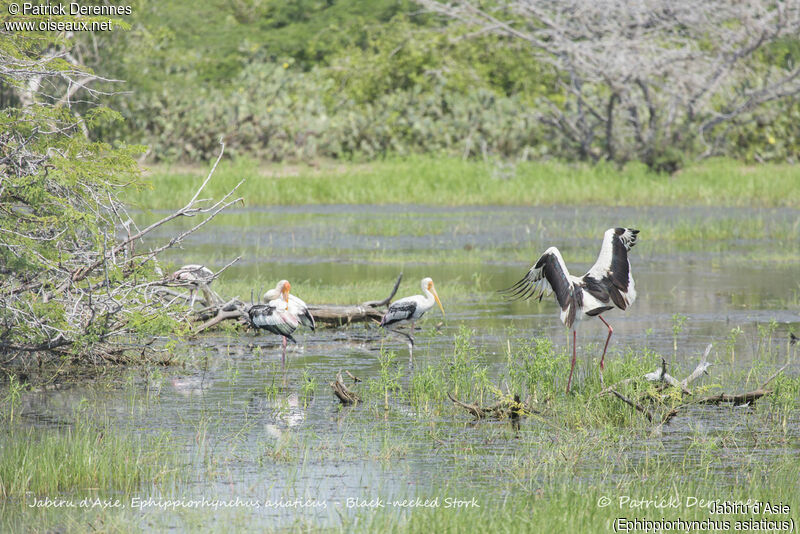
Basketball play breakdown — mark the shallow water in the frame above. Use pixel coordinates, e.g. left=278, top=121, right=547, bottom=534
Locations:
left=8, top=205, right=800, bottom=529
left=154, top=204, right=799, bottom=361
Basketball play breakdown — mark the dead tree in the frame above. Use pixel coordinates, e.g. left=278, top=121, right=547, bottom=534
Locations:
left=419, top=0, right=800, bottom=169
left=1, top=141, right=243, bottom=364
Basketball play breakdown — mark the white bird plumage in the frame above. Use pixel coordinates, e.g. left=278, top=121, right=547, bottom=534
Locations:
left=169, top=264, right=216, bottom=308
left=263, top=280, right=316, bottom=331
left=503, top=227, right=639, bottom=392
left=249, top=280, right=315, bottom=364
left=380, top=277, right=445, bottom=359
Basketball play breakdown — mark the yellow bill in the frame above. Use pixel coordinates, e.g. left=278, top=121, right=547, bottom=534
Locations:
left=431, top=286, right=445, bottom=318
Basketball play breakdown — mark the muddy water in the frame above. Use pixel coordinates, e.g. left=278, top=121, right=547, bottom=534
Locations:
left=10, top=205, right=800, bottom=529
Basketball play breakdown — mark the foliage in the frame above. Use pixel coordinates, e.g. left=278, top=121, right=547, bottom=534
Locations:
left=77, top=0, right=800, bottom=168
left=80, top=1, right=554, bottom=162
left=95, top=47, right=550, bottom=162
left=0, top=17, right=237, bottom=363
left=422, top=0, right=800, bottom=170
left=132, top=156, right=800, bottom=209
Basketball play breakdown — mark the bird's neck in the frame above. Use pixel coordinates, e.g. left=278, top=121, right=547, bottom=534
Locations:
left=421, top=287, right=435, bottom=305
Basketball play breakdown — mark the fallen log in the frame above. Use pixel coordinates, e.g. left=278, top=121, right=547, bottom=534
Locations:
left=185, top=273, right=404, bottom=335
left=691, top=389, right=772, bottom=406
left=308, top=273, right=403, bottom=326
left=689, top=361, right=790, bottom=407
left=307, top=305, right=384, bottom=327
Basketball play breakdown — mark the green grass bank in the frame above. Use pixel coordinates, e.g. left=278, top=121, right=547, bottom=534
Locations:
left=129, top=157, right=800, bottom=209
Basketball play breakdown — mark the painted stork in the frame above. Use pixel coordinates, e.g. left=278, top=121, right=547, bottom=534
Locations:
left=263, top=280, right=316, bottom=332
left=169, top=264, right=215, bottom=307
left=380, top=277, right=445, bottom=359
left=502, top=228, right=639, bottom=393
left=249, top=280, right=315, bottom=364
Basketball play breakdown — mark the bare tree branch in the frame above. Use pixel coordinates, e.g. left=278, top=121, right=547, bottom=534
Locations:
left=419, top=0, right=800, bottom=168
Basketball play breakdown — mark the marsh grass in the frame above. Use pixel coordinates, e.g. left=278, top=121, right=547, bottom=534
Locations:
left=212, top=275, right=493, bottom=309
left=3, top=323, right=797, bottom=532
left=350, top=329, right=678, bottom=429
left=343, top=458, right=800, bottom=534
left=131, top=157, right=800, bottom=209
left=0, top=416, right=181, bottom=499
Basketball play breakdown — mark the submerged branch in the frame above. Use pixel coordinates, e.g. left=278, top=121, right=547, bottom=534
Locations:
left=610, top=389, right=654, bottom=423
left=331, top=371, right=360, bottom=405
left=604, top=344, right=788, bottom=426
left=447, top=391, right=535, bottom=421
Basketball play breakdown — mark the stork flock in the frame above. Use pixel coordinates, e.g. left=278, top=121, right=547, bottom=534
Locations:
left=191, top=227, right=639, bottom=393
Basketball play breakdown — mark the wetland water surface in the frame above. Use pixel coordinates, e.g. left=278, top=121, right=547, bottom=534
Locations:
left=8, top=205, right=800, bottom=530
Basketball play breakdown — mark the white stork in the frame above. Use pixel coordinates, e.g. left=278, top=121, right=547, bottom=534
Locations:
left=249, top=280, right=315, bottom=365
left=502, top=228, right=639, bottom=393
left=380, top=277, right=444, bottom=359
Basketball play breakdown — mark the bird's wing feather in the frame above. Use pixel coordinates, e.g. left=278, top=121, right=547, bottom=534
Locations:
left=249, top=303, right=298, bottom=341
left=501, top=247, right=573, bottom=310
left=585, top=228, right=638, bottom=309
left=172, top=264, right=214, bottom=283
left=380, top=298, right=418, bottom=327
left=289, top=294, right=316, bottom=330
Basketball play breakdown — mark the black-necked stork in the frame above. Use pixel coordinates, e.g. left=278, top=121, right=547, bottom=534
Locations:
left=503, top=228, right=639, bottom=393
left=380, top=277, right=445, bottom=359
left=249, top=280, right=315, bottom=365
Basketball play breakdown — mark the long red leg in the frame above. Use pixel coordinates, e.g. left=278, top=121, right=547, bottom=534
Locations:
left=598, top=315, right=614, bottom=371
left=281, top=336, right=287, bottom=366
left=566, top=330, right=577, bottom=393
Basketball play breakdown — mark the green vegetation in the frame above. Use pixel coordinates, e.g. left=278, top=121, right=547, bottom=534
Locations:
left=0, top=422, right=180, bottom=498
left=0, top=384, right=183, bottom=499
left=2, top=331, right=796, bottom=532
left=84, top=1, right=800, bottom=167
left=131, top=157, right=800, bottom=209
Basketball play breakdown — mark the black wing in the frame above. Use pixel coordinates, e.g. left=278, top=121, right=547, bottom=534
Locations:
left=289, top=295, right=316, bottom=331
left=585, top=227, right=639, bottom=310
left=299, top=309, right=316, bottom=331
left=248, top=304, right=298, bottom=343
left=380, top=299, right=417, bottom=327
left=500, top=247, right=573, bottom=311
